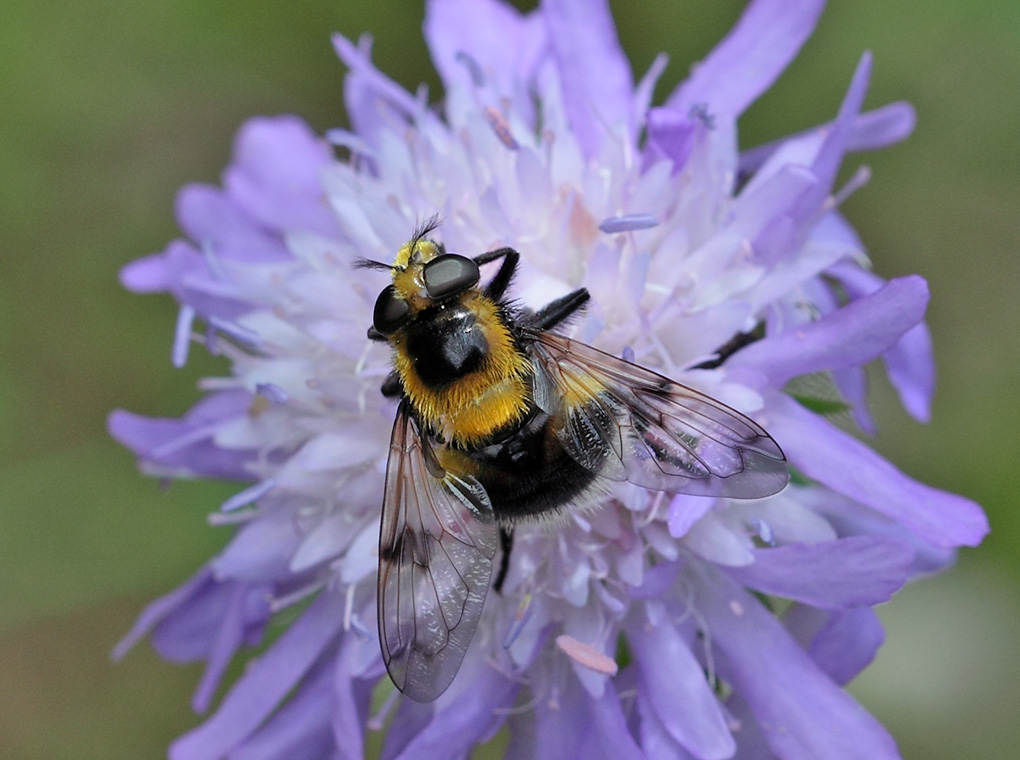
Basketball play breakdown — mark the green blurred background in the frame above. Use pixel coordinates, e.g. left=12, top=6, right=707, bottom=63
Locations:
left=2, top=1, right=1017, bottom=757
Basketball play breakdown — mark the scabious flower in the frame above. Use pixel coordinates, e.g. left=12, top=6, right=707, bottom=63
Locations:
left=110, top=1, right=988, bottom=758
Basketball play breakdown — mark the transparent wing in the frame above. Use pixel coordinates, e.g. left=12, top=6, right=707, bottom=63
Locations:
left=528, top=331, right=789, bottom=499
left=377, top=402, right=497, bottom=702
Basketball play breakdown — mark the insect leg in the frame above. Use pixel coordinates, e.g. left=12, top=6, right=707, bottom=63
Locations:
left=475, top=247, right=520, bottom=301
left=526, top=288, right=590, bottom=330
left=493, top=526, right=514, bottom=593
left=691, top=322, right=764, bottom=369
left=380, top=370, right=403, bottom=398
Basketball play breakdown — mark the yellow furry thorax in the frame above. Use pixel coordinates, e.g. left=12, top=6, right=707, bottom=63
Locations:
left=390, top=291, right=533, bottom=448
left=385, top=237, right=534, bottom=449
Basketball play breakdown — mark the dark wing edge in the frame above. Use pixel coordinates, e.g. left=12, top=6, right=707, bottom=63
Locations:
left=377, top=402, right=498, bottom=702
left=527, top=331, right=789, bottom=499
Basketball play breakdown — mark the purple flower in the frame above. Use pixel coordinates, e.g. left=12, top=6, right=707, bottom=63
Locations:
left=111, top=1, right=987, bottom=758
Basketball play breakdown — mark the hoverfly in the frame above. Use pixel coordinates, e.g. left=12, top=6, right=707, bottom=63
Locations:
left=362, top=219, right=789, bottom=702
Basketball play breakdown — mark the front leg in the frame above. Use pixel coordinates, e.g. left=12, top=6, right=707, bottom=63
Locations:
left=474, top=247, right=520, bottom=301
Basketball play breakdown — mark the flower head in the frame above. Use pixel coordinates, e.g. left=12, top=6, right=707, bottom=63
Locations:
left=111, top=1, right=987, bottom=758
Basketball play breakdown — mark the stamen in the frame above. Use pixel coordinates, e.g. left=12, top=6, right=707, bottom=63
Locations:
left=208, top=316, right=262, bottom=348
left=598, top=213, right=659, bottom=234
left=688, top=103, right=716, bottom=130
left=829, top=164, right=872, bottom=210
left=207, top=509, right=257, bottom=526
left=256, top=382, right=289, bottom=404
left=220, top=479, right=275, bottom=512
left=325, top=128, right=374, bottom=157
left=555, top=634, right=619, bottom=676
left=454, top=50, right=485, bottom=87
left=172, top=304, right=196, bottom=368
left=484, top=105, right=519, bottom=150
left=204, top=322, right=219, bottom=355
left=151, top=423, right=218, bottom=459
left=749, top=517, right=774, bottom=546
left=367, top=687, right=401, bottom=731
left=268, top=580, right=324, bottom=613
left=502, top=592, right=534, bottom=649
left=343, top=583, right=355, bottom=631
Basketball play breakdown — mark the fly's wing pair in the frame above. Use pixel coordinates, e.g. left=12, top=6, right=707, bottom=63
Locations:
left=377, top=402, right=497, bottom=703
left=527, top=331, right=789, bottom=500
left=377, top=335, right=789, bottom=702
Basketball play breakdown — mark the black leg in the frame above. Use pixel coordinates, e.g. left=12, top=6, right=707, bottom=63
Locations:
left=380, top=370, right=403, bottom=398
left=494, top=527, right=514, bottom=593
left=526, top=288, right=590, bottom=330
left=691, top=323, right=764, bottom=369
left=474, top=247, right=520, bottom=301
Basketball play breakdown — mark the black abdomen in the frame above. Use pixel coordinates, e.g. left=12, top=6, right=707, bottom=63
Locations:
left=467, top=408, right=598, bottom=522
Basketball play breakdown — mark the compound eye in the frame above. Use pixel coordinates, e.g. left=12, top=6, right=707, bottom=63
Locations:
left=423, top=254, right=480, bottom=300
left=373, top=285, right=410, bottom=335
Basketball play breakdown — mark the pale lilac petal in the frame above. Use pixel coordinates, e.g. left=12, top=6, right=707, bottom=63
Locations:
left=389, top=667, right=517, bottom=760
left=151, top=580, right=269, bottom=664
left=227, top=665, right=335, bottom=760
left=832, top=365, right=877, bottom=435
left=628, top=613, right=735, bottom=759
left=334, top=34, right=422, bottom=150
left=770, top=394, right=989, bottom=547
left=804, top=607, right=885, bottom=686
left=176, top=184, right=292, bottom=264
left=831, top=261, right=935, bottom=421
left=740, top=101, right=916, bottom=175
left=634, top=688, right=697, bottom=760
left=667, top=0, right=826, bottom=118
left=666, top=493, right=717, bottom=539
left=169, top=592, right=346, bottom=760
left=223, top=116, right=339, bottom=238
left=332, top=633, right=384, bottom=760
left=582, top=680, right=646, bottom=760
left=728, top=275, right=929, bottom=387
left=108, top=391, right=257, bottom=481
left=541, top=0, right=634, bottom=156
left=112, top=566, right=214, bottom=661
left=727, top=537, right=913, bottom=609
left=213, top=510, right=304, bottom=583
left=425, top=0, right=547, bottom=129
left=193, top=583, right=248, bottom=713
left=119, top=240, right=256, bottom=320
left=119, top=241, right=200, bottom=294
left=790, top=53, right=873, bottom=226
left=799, top=487, right=958, bottom=576
left=643, top=107, right=697, bottom=172
left=690, top=562, right=901, bottom=760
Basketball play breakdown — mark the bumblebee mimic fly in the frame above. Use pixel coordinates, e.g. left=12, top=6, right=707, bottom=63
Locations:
left=363, top=219, right=789, bottom=702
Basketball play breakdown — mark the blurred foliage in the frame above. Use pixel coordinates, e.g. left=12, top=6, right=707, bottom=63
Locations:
left=0, top=0, right=1017, bottom=757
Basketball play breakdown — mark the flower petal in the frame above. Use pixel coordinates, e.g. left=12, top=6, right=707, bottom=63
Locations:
left=169, top=592, right=346, bottom=760
left=729, top=275, right=930, bottom=386
left=541, top=0, right=634, bottom=156
left=388, top=666, right=518, bottom=760
left=727, top=537, right=913, bottom=609
left=788, top=606, right=886, bottom=686
left=690, top=562, right=901, bottom=759
left=628, top=610, right=735, bottom=759
left=770, top=393, right=989, bottom=547
left=425, top=0, right=547, bottom=128
left=223, top=116, right=339, bottom=238
left=226, top=664, right=335, bottom=760
left=831, top=261, right=935, bottom=421
left=112, top=566, right=214, bottom=661
left=666, top=0, right=826, bottom=118
left=740, top=101, right=916, bottom=176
